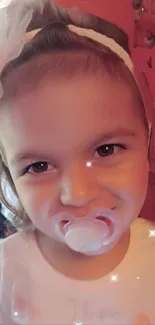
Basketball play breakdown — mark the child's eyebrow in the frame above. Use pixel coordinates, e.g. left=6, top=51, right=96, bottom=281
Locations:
left=94, top=128, right=137, bottom=144
left=10, top=128, right=136, bottom=166
left=10, top=152, right=51, bottom=166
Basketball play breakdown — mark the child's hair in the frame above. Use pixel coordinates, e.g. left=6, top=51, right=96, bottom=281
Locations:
left=0, top=6, right=149, bottom=228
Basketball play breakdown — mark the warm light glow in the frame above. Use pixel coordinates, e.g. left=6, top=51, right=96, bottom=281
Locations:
left=14, top=312, right=18, bottom=316
left=137, top=276, right=140, bottom=280
left=73, top=322, right=83, bottom=325
left=111, top=274, right=118, bottom=282
left=148, top=229, right=155, bottom=238
left=86, top=161, right=92, bottom=167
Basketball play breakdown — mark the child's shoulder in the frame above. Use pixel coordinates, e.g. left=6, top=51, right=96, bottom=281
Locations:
left=0, top=231, right=20, bottom=247
left=130, top=217, right=155, bottom=257
left=0, top=228, right=36, bottom=261
left=0, top=230, right=37, bottom=322
left=131, top=217, right=155, bottom=237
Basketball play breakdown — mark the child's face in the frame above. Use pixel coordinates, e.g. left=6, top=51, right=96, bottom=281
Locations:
left=1, top=72, right=149, bottom=242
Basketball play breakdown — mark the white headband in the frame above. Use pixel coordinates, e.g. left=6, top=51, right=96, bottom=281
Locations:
left=68, top=24, right=134, bottom=73
left=23, top=21, right=154, bottom=138
left=0, top=0, right=152, bottom=148
left=25, top=24, right=134, bottom=72
left=0, top=0, right=135, bottom=101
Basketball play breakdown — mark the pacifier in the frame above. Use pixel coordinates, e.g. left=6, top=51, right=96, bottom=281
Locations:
left=51, top=209, right=123, bottom=256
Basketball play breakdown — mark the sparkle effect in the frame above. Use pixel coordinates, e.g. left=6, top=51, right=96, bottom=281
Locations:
left=148, top=229, right=155, bottom=238
left=86, top=161, right=92, bottom=167
left=110, top=274, right=118, bottom=282
left=14, top=312, right=18, bottom=316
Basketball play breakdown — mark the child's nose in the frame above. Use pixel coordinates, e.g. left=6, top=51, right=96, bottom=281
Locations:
left=59, top=168, right=98, bottom=207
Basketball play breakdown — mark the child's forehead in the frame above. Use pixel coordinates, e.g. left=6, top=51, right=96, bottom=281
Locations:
left=1, top=74, right=142, bottom=136
left=2, top=54, right=130, bottom=101
left=1, top=49, right=131, bottom=102
left=1, top=53, right=147, bottom=138
left=7, top=73, right=133, bottom=110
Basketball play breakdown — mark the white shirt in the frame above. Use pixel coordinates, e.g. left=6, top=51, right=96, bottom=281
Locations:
left=0, top=217, right=155, bottom=325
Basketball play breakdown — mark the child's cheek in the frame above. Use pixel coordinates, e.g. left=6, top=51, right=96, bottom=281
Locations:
left=97, top=156, right=148, bottom=212
left=15, top=180, right=58, bottom=222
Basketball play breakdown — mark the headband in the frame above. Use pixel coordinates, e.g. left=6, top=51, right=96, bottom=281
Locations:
left=0, top=0, right=135, bottom=101
left=0, top=0, right=153, bottom=135
left=68, top=25, right=134, bottom=73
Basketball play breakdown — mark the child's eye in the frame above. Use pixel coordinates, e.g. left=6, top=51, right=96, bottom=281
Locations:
left=24, top=161, right=54, bottom=175
left=95, top=144, right=126, bottom=158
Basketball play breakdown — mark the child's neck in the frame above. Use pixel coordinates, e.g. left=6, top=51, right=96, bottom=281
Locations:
left=36, top=229, right=130, bottom=281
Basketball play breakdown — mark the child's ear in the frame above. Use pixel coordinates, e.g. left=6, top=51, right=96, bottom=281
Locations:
left=132, top=313, right=151, bottom=325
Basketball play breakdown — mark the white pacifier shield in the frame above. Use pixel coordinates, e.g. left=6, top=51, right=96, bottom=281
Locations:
left=64, top=222, right=108, bottom=253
